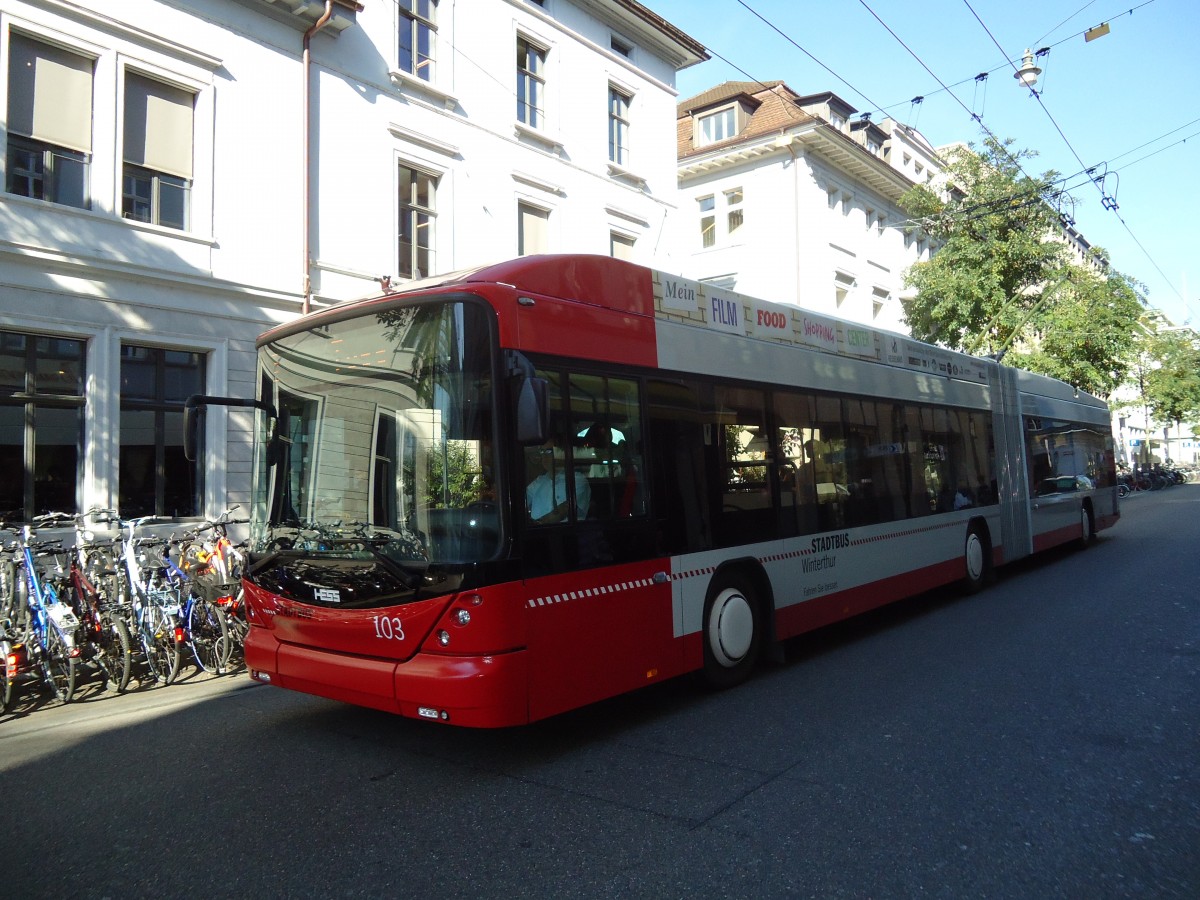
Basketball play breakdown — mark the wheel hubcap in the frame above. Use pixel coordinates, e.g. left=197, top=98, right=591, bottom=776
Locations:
left=710, top=589, right=753, bottom=667
left=966, top=534, right=984, bottom=581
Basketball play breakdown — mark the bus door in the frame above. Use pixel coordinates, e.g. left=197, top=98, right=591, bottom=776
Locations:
left=1025, top=417, right=1085, bottom=548
left=519, top=370, right=672, bottom=720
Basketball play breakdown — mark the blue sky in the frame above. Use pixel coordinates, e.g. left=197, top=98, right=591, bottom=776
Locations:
left=650, top=0, right=1199, bottom=327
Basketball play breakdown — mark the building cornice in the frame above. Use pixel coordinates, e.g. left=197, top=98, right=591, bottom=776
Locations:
left=680, top=121, right=915, bottom=201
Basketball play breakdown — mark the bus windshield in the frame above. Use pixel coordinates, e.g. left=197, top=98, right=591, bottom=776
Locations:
left=252, top=296, right=500, bottom=574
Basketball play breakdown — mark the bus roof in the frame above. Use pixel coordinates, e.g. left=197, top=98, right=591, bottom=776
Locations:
left=266, top=254, right=1105, bottom=408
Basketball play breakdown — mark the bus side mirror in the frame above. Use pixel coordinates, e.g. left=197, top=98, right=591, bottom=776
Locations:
left=184, top=399, right=202, bottom=462
left=515, top=376, right=548, bottom=445
left=266, top=407, right=291, bottom=467
left=184, top=394, right=281, bottom=464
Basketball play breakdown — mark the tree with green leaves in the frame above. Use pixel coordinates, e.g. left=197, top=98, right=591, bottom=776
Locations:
left=900, top=135, right=1067, bottom=353
left=900, top=136, right=1148, bottom=396
left=1142, top=328, right=1200, bottom=437
left=1003, top=259, right=1145, bottom=398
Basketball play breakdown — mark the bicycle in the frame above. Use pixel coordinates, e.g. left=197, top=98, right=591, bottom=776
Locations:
left=163, top=536, right=231, bottom=675
left=117, top=516, right=182, bottom=685
left=65, top=510, right=133, bottom=693
left=179, top=509, right=247, bottom=665
left=1, top=550, right=17, bottom=712
left=3, top=516, right=82, bottom=704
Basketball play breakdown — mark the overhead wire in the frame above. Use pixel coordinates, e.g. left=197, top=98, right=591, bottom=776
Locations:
left=871, top=2, right=1158, bottom=119
left=959, top=0, right=1191, bottom=317
left=704, top=0, right=1190, bottom=319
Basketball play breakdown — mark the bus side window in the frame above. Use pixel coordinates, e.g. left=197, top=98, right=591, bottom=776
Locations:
left=773, top=390, right=819, bottom=537
left=569, top=373, right=645, bottom=521
left=647, top=378, right=711, bottom=553
left=525, top=371, right=590, bottom=525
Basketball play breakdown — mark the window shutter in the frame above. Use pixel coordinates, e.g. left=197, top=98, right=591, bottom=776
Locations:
left=518, top=204, right=549, bottom=255
left=7, top=33, right=93, bottom=153
left=124, top=72, right=194, bottom=179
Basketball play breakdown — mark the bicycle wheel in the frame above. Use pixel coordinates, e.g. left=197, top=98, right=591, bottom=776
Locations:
left=140, top=605, right=180, bottom=685
left=1, top=639, right=13, bottom=713
left=0, top=558, right=18, bottom=626
left=221, top=597, right=248, bottom=662
left=42, top=625, right=78, bottom=703
left=188, top=598, right=231, bottom=674
left=95, top=615, right=133, bottom=693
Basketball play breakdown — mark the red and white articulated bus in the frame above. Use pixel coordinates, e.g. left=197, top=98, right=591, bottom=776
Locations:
left=191, top=254, right=1118, bottom=727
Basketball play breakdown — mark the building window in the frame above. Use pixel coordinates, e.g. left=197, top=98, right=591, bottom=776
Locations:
left=398, top=0, right=437, bottom=81
left=123, top=72, right=194, bottom=230
left=610, top=35, right=633, bottom=58
left=516, top=36, right=546, bottom=128
left=5, top=33, right=93, bottom=209
left=0, top=331, right=86, bottom=521
left=608, top=86, right=631, bottom=166
left=698, top=195, right=715, bottom=248
left=398, top=163, right=437, bottom=279
left=695, top=106, right=735, bottom=147
left=829, top=111, right=846, bottom=130
left=119, top=345, right=205, bottom=518
left=518, top=201, right=549, bottom=255
left=834, top=271, right=856, bottom=307
left=725, top=187, right=744, bottom=236
left=610, top=232, right=635, bottom=260
left=872, top=288, right=890, bottom=319
left=866, top=138, right=881, bottom=155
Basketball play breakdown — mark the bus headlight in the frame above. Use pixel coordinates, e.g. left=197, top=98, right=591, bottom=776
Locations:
left=454, top=609, right=471, bottom=626
left=437, top=630, right=450, bottom=646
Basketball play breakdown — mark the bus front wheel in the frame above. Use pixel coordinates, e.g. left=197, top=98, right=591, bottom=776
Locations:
left=1077, top=504, right=1094, bottom=549
left=702, top=575, right=761, bottom=689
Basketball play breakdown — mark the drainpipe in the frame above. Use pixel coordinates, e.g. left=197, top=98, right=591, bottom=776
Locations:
left=302, top=1, right=334, bottom=315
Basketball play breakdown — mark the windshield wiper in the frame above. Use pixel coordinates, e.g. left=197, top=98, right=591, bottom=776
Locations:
left=252, top=521, right=431, bottom=589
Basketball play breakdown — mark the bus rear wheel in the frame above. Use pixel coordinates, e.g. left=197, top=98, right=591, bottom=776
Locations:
left=963, top=525, right=989, bottom=594
left=702, top=575, right=761, bottom=689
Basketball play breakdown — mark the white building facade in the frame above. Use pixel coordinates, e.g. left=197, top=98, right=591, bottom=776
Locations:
left=0, top=0, right=704, bottom=523
left=673, top=81, right=941, bottom=335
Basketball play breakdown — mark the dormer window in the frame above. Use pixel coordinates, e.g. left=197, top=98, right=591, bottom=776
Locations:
left=695, top=106, right=736, bottom=147
left=866, top=138, right=881, bottom=155
left=829, top=111, right=846, bottom=130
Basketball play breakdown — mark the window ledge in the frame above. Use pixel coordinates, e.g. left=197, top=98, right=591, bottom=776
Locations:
left=0, top=191, right=215, bottom=247
left=514, top=121, right=564, bottom=155
left=388, top=69, right=458, bottom=110
left=607, top=162, right=647, bottom=187
left=387, top=122, right=460, bottom=158
left=512, top=170, right=565, bottom=196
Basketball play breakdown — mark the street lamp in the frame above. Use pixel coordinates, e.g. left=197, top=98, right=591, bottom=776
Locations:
left=1014, top=49, right=1042, bottom=88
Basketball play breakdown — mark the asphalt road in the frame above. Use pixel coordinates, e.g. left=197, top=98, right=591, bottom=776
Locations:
left=3, top=487, right=1197, bottom=898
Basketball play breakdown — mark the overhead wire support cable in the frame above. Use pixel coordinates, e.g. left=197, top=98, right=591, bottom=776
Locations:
left=733, top=0, right=889, bottom=115
left=960, top=0, right=1189, bottom=313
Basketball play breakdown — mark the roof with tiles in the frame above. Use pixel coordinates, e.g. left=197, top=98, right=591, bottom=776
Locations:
left=677, top=80, right=820, bottom=159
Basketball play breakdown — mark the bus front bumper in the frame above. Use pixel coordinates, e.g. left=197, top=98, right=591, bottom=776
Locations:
left=245, top=628, right=530, bottom=728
